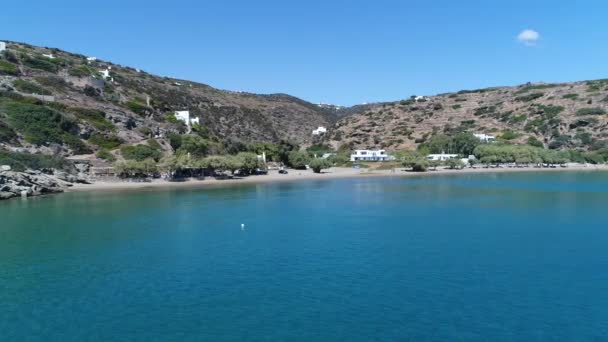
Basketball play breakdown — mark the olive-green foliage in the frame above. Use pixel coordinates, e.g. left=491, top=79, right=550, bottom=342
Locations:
left=114, top=158, right=158, bottom=178
left=68, top=64, right=95, bottom=77
left=1, top=99, right=89, bottom=153
left=562, top=93, right=579, bottom=100
left=309, top=158, right=332, bottom=173
left=235, top=152, right=260, bottom=173
left=147, top=138, right=162, bottom=150
left=177, top=135, right=208, bottom=157
left=12, top=79, right=52, bottom=95
left=418, top=132, right=480, bottom=156
left=69, top=107, right=115, bottom=131
left=527, top=136, right=544, bottom=148
left=500, top=130, right=521, bottom=140
left=89, top=133, right=122, bottom=149
left=0, top=60, right=19, bottom=76
left=401, top=151, right=429, bottom=172
left=288, top=150, right=311, bottom=169
left=306, top=144, right=333, bottom=155
left=23, top=56, right=59, bottom=73
left=446, top=158, right=464, bottom=169
left=327, top=153, right=350, bottom=166
left=473, top=144, right=574, bottom=165
left=34, top=76, right=68, bottom=91
left=0, top=149, right=68, bottom=172
left=0, top=121, right=17, bottom=143
left=95, top=149, right=116, bottom=162
left=120, top=144, right=162, bottom=161
left=126, top=100, right=151, bottom=115
left=576, top=107, right=606, bottom=116
left=515, top=92, right=544, bottom=102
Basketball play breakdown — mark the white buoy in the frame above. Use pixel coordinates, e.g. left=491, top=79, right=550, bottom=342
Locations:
left=241, top=223, right=245, bottom=230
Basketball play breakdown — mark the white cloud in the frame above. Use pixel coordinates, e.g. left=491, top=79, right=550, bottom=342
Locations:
left=517, top=29, right=540, bottom=46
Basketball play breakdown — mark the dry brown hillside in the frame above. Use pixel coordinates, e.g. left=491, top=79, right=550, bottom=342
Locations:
left=325, top=81, right=608, bottom=151
left=0, top=41, right=335, bottom=161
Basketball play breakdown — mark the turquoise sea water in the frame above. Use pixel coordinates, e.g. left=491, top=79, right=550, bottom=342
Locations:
left=2, top=171, right=608, bottom=341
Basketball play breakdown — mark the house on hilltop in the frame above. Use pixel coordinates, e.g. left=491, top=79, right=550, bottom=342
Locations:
left=0, top=42, right=6, bottom=53
left=312, top=126, right=327, bottom=135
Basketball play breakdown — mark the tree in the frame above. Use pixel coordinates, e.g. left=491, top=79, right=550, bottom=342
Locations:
left=452, top=132, right=480, bottom=156
left=114, top=159, right=158, bottom=178
left=288, top=150, right=310, bottom=169
left=402, top=151, right=429, bottom=172
left=236, top=152, right=260, bottom=174
left=178, top=135, right=208, bottom=157
left=309, top=158, right=332, bottom=173
left=446, top=158, right=464, bottom=169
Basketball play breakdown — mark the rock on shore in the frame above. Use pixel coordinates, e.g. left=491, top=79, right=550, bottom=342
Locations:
left=0, top=170, right=70, bottom=200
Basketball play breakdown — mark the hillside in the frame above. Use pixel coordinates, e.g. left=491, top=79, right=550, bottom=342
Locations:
left=0, top=41, right=335, bottom=163
left=325, top=81, right=608, bottom=152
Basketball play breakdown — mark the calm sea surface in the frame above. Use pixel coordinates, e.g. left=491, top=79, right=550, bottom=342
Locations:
left=2, top=171, right=608, bottom=341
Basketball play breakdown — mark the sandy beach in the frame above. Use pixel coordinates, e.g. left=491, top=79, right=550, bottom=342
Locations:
left=68, top=163, right=608, bottom=193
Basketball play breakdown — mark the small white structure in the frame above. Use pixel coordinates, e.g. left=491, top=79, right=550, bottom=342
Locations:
left=312, top=126, right=327, bottom=135
left=350, top=150, right=394, bottom=162
left=257, top=152, right=266, bottom=164
left=99, top=69, right=111, bottom=80
left=87, top=57, right=97, bottom=62
left=427, top=152, right=458, bottom=161
left=0, top=41, right=6, bottom=53
left=474, top=133, right=496, bottom=143
left=42, top=53, right=55, bottom=59
left=174, top=111, right=200, bottom=132
left=414, top=95, right=427, bottom=102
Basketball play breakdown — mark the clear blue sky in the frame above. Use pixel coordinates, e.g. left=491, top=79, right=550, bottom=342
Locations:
left=2, top=0, right=607, bottom=106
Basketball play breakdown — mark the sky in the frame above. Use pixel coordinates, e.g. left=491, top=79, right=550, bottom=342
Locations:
left=1, top=0, right=608, bottom=106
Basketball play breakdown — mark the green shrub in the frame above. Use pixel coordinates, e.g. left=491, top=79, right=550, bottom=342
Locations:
left=68, top=65, right=94, bottom=77
left=500, top=130, right=521, bottom=140
left=23, top=56, right=59, bottom=73
left=562, top=93, right=579, bottom=100
left=147, top=138, right=162, bottom=150
left=96, top=149, right=116, bottom=162
left=12, top=79, right=52, bottom=95
left=288, top=150, right=311, bottom=169
left=89, top=133, right=122, bottom=149
left=68, top=107, right=116, bottom=131
left=0, top=149, right=69, bottom=172
left=451, top=104, right=462, bottom=110
left=576, top=107, right=606, bottom=116
left=126, top=100, right=151, bottom=115
left=120, top=144, right=162, bottom=161
left=0, top=121, right=17, bottom=142
left=1, top=100, right=89, bottom=153
left=527, top=136, right=544, bottom=148
left=0, top=60, right=19, bottom=76
left=309, top=158, right=333, bottom=173
left=515, top=92, right=544, bottom=102
left=34, top=76, right=68, bottom=91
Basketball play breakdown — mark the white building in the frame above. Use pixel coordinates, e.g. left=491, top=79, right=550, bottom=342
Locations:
left=414, top=95, right=427, bottom=102
left=350, top=150, right=394, bottom=162
left=0, top=41, right=6, bottom=53
left=175, top=110, right=200, bottom=127
left=87, top=57, right=97, bottom=62
left=474, top=133, right=496, bottom=143
left=427, top=152, right=459, bottom=161
left=42, top=53, right=55, bottom=59
left=99, top=69, right=111, bottom=79
left=312, top=126, right=327, bottom=135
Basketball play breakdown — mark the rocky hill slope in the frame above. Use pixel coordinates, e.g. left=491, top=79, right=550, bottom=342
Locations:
left=325, top=81, right=608, bottom=151
left=0, top=41, right=335, bottom=162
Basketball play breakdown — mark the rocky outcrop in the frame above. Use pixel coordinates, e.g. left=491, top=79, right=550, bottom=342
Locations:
left=0, top=170, right=69, bottom=200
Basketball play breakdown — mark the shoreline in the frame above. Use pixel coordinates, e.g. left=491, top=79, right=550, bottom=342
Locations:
left=68, top=164, right=608, bottom=194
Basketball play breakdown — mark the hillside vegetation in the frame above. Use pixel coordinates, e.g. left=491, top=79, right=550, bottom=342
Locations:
left=0, top=41, right=335, bottom=167
left=326, top=81, right=608, bottom=153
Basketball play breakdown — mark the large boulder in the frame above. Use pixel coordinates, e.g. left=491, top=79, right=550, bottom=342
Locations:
left=0, top=170, right=67, bottom=200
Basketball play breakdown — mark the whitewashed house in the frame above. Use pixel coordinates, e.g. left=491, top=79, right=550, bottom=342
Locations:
left=474, top=133, right=496, bottom=143
left=87, top=56, right=97, bottom=63
left=427, top=152, right=459, bottom=161
left=350, top=150, right=394, bottom=162
left=0, top=42, right=6, bottom=53
left=42, top=53, right=55, bottom=59
left=312, top=126, right=327, bottom=135
left=175, top=110, right=200, bottom=128
left=414, top=95, right=427, bottom=102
